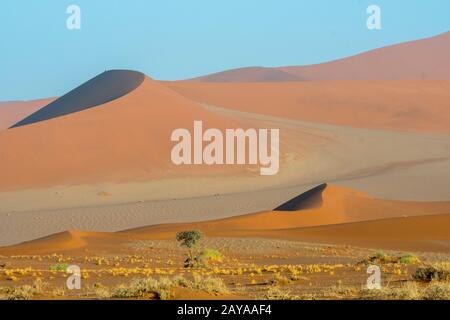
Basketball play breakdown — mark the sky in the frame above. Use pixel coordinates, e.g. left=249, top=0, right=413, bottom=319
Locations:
left=0, top=0, right=449, bottom=100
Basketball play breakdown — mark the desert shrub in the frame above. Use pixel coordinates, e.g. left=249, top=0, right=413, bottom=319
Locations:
left=171, top=275, right=191, bottom=288
left=363, top=251, right=391, bottom=264
left=191, top=274, right=228, bottom=294
left=5, top=285, right=36, bottom=300
left=111, top=285, right=136, bottom=299
left=423, top=282, right=450, bottom=300
left=413, top=263, right=450, bottom=282
left=364, top=252, right=422, bottom=265
left=195, top=249, right=223, bottom=267
left=3, top=277, right=48, bottom=300
left=268, top=274, right=292, bottom=285
left=359, top=282, right=420, bottom=300
left=31, top=278, right=48, bottom=294
left=264, top=286, right=292, bottom=300
left=112, top=277, right=174, bottom=300
left=324, top=285, right=359, bottom=299
left=49, top=263, right=69, bottom=271
left=90, top=283, right=111, bottom=299
left=375, top=251, right=387, bottom=260
left=51, top=287, right=66, bottom=297
left=399, top=254, right=419, bottom=265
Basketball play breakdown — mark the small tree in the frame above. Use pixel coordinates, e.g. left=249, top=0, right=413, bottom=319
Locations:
left=176, top=230, right=203, bottom=267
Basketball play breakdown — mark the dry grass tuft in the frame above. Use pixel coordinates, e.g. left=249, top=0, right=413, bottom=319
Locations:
left=191, top=274, right=228, bottom=294
left=264, top=286, right=292, bottom=300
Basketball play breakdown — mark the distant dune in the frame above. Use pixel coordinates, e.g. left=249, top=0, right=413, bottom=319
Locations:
left=278, top=213, right=450, bottom=252
left=191, top=66, right=303, bottom=82
left=127, top=184, right=450, bottom=235
left=1, top=184, right=449, bottom=254
left=166, top=80, right=450, bottom=134
left=273, top=183, right=326, bottom=211
left=192, top=31, right=450, bottom=82
left=0, top=98, right=55, bottom=131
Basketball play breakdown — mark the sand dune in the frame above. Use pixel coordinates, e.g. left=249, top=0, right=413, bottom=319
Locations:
left=1, top=184, right=449, bottom=254
left=274, top=183, right=326, bottom=211
left=277, top=214, right=450, bottom=252
left=0, top=71, right=250, bottom=190
left=1, top=101, right=449, bottom=245
left=0, top=230, right=128, bottom=255
left=165, top=80, right=450, bottom=134
left=193, top=31, right=450, bottom=82
left=126, top=184, right=450, bottom=236
left=191, top=66, right=303, bottom=82
left=11, top=70, right=145, bottom=128
left=0, top=98, right=55, bottom=131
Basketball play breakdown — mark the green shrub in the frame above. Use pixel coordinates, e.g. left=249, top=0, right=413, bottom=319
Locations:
left=399, top=254, right=419, bottom=265
left=195, top=249, right=223, bottom=267
left=49, top=263, right=69, bottom=271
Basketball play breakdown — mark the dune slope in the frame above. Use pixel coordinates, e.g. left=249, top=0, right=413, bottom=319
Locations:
left=0, top=72, right=246, bottom=190
left=165, top=80, right=450, bottom=134
left=192, top=66, right=303, bottom=82
left=10, top=70, right=145, bottom=128
left=0, top=98, right=55, bottom=130
left=278, top=214, right=450, bottom=252
left=192, top=31, right=450, bottom=82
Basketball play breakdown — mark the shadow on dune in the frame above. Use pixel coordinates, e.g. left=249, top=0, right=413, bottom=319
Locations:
left=10, top=70, right=145, bottom=128
left=273, top=183, right=327, bottom=211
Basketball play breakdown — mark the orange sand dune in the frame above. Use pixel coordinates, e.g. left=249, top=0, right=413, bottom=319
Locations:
left=193, top=31, right=450, bottom=82
left=0, top=230, right=134, bottom=255
left=278, top=31, right=450, bottom=81
left=0, top=230, right=88, bottom=255
left=0, top=98, right=55, bottom=131
left=0, top=72, right=249, bottom=191
left=276, top=214, right=450, bottom=252
left=2, top=184, right=449, bottom=254
left=165, top=80, right=450, bottom=134
left=192, top=66, right=303, bottom=82
left=127, top=184, right=450, bottom=237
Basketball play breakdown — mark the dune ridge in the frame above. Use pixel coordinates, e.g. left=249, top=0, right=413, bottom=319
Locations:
left=274, top=183, right=326, bottom=211
left=10, top=70, right=146, bottom=128
left=165, top=80, right=450, bottom=134
left=192, top=31, right=450, bottom=82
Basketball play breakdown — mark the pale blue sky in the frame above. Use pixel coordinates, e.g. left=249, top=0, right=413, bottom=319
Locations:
left=0, top=0, right=449, bottom=100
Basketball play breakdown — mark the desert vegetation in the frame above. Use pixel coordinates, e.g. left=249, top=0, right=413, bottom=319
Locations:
left=0, top=235, right=449, bottom=300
